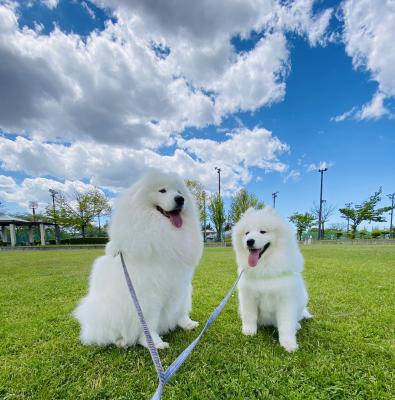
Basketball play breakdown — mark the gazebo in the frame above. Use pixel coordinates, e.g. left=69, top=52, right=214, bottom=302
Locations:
left=0, top=214, right=55, bottom=247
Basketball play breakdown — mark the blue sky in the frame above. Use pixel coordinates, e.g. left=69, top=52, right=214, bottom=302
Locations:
left=0, top=0, right=394, bottom=229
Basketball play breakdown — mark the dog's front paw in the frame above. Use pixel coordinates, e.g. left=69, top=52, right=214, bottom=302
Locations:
left=155, top=341, right=169, bottom=350
left=115, top=337, right=128, bottom=348
left=183, top=320, right=199, bottom=331
left=178, top=317, right=199, bottom=331
left=280, top=337, right=298, bottom=352
left=242, top=324, right=257, bottom=336
left=139, top=336, right=169, bottom=350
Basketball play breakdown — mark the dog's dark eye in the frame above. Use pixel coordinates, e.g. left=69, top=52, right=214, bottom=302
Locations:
left=159, top=189, right=167, bottom=193
left=260, top=230, right=266, bottom=234
left=245, top=232, right=249, bottom=235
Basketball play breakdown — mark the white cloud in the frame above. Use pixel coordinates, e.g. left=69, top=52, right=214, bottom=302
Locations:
left=0, top=128, right=288, bottom=196
left=81, top=1, right=96, bottom=19
left=283, top=169, right=301, bottom=183
left=356, top=91, right=390, bottom=120
left=340, top=0, right=395, bottom=119
left=0, top=174, right=15, bottom=189
left=0, top=1, right=335, bottom=210
left=306, top=161, right=333, bottom=172
left=0, top=1, right=332, bottom=148
left=41, top=0, right=59, bottom=9
left=93, top=0, right=332, bottom=47
left=331, top=106, right=357, bottom=122
left=0, top=176, right=97, bottom=212
left=213, top=32, right=289, bottom=116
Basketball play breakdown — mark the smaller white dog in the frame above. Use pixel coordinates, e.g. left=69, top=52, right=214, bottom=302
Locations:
left=232, top=207, right=312, bottom=352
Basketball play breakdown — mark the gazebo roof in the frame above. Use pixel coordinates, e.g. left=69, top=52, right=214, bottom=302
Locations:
left=0, top=214, right=54, bottom=226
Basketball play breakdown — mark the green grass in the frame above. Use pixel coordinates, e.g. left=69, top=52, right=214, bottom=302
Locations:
left=1, top=246, right=394, bottom=399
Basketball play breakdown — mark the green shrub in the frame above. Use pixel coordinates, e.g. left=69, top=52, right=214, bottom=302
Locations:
left=60, top=237, right=108, bottom=245
left=371, top=230, right=381, bottom=239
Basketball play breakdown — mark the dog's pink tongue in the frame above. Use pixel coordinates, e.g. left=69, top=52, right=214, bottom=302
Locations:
left=169, top=212, right=183, bottom=228
left=248, top=250, right=260, bottom=267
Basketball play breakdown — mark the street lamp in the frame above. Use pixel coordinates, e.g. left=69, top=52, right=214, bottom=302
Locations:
left=317, top=167, right=328, bottom=240
left=272, top=191, right=279, bottom=208
left=214, top=167, right=221, bottom=198
left=29, top=201, right=38, bottom=222
left=49, top=189, right=60, bottom=244
left=214, top=167, right=222, bottom=241
left=203, top=191, right=207, bottom=243
left=387, top=193, right=395, bottom=238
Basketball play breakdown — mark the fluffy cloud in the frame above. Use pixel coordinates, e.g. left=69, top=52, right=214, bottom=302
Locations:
left=338, top=0, right=395, bottom=120
left=0, top=127, right=288, bottom=196
left=0, top=175, right=97, bottom=211
left=214, top=33, right=289, bottom=116
left=0, top=1, right=332, bottom=147
left=356, top=92, right=390, bottom=120
left=94, top=0, right=332, bottom=46
left=0, top=1, right=334, bottom=210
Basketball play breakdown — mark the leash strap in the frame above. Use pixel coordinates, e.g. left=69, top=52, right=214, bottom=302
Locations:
left=119, top=251, right=243, bottom=399
left=119, top=252, right=166, bottom=384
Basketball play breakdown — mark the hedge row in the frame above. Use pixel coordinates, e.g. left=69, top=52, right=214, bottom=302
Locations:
left=48, top=237, right=109, bottom=245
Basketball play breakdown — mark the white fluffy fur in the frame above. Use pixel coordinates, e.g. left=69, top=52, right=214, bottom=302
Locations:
left=232, top=206, right=312, bottom=352
left=74, top=171, right=203, bottom=349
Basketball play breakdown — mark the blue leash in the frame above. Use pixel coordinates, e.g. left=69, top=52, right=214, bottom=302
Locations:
left=119, top=251, right=243, bottom=399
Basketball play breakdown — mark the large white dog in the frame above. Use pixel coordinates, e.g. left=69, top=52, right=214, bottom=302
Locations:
left=232, top=207, right=312, bottom=352
left=74, top=171, right=203, bottom=349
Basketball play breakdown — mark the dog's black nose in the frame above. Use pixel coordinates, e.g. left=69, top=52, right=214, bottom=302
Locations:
left=174, top=195, right=184, bottom=207
left=246, top=239, right=255, bottom=247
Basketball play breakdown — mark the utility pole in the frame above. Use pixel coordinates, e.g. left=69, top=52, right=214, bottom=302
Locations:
left=318, top=167, right=328, bottom=240
left=49, top=189, right=60, bottom=244
left=387, top=193, right=395, bottom=238
left=272, top=191, right=279, bottom=208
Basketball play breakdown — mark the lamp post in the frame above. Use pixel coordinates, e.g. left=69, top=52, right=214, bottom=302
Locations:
left=203, top=191, right=207, bottom=242
left=387, top=193, right=395, bottom=238
left=317, top=167, right=328, bottom=240
left=214, top=167, right=222, bottom=241
left=272, top=191, right=279, bottom=208
left=29, top=201, right=38, bottom=222
left=49, top=189, right=60, bottom=244
left=345, top=202, right=352, bottom=234
left=214, top=167, right=221, bottom=198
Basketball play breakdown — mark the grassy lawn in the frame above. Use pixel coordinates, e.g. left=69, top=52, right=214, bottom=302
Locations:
left=1, top=245, right=394, bottom=399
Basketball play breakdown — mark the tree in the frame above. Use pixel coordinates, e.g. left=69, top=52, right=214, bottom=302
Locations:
left=289, top=212, right=316, bottom=241
left=208, top=194, right=225, bottom=241
left=228, top=188, right=264, bottom=225
left=310, top=201, right=336, bottom=238
left=185, top=179, right=208, bottom=241
left=185, top=179, right=206, bottom=224
left=47, top=189, right=110, bottom=238
left=90, top=191, right=112, bottom=234
left=339, top=188, right=392, bottom=238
